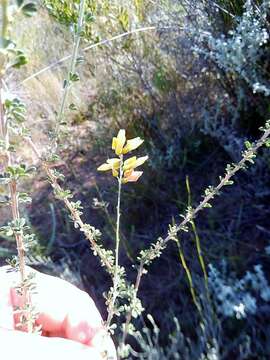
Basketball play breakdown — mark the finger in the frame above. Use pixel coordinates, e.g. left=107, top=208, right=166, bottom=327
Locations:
left=0, top=328, right=102, bottom=360
left=0, top=267, right=15, bottom=329
left=33, top=271, right=103, bottom=343
left=8, top=268, right=78, bottom=334
left=63, top=289, right=104, bottom=343
left=1, top=265, right=116, bottom=357
left=3, top=266, right=103, bottom=342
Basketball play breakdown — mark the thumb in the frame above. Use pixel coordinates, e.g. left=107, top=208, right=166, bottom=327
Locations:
left=0, top=328, right=103, bottom=360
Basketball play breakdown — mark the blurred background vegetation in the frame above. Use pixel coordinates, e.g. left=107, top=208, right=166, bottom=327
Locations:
left=1, top=0, right=270, bottom=358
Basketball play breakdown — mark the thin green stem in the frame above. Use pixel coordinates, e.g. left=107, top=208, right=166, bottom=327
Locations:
left=115, top=157, right=123, bottom=278
left=106, top=155, right=123, bottom=329
left=54, top=0, right=86, bottom=144
left=191, top=221, right=208, bottom=288
left=121, top=260, right=144, bottom=348
left=95, top=183, right=134, bottom=262
left=175, top=237, right=201, bottom=314
left=186, top=176, right=208, bottom=289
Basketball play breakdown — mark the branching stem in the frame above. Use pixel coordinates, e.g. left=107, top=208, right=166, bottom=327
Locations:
left=0, top=0, right=32, bottom=329
left=25, top=137, right=114, bottom=273
left=0, top=79, right=31, bottom=331
left=121, top=121, right=270, bottom=348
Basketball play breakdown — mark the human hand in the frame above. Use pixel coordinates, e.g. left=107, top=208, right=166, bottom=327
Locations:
left=0, top=266, right=116, bottom=360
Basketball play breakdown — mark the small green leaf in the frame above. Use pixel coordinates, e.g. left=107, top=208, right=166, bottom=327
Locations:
left=69, top=72, right=80, bottom=82
left=6, top=229, right=14, bottom=237
left=9, top=50, right=27, bottom=68
left=25, top=166, right=36, bottom=174
left=63, top=79, right=69, bottom=89
left=16, top=0, right=24, bottom=6
left=18, top=193, right=32, bottom=204
left=69, top=103, right=77, bottom=111
left=47, top=154, right=60, bottom=162
left=0, top=196, right=10, bottom=206
left=21, top=2, right=37, bottom=17
left=51, top=169, right=65, bottom=181
left=244, top=140, right=252, bottom=149
left=85, top=13, right=94, bottom=23
left=8, top=144, right=16, bottom=152
left=265, top=139, right=270, bottom=147
left=6, top=257, right=19, bottom=268
left=117, top=7, right=129, bottom=31
left=76, top=56, right=84, bottom=66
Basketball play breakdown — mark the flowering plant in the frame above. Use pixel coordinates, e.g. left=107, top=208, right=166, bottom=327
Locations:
left=97, top=129, right=148, bottom=183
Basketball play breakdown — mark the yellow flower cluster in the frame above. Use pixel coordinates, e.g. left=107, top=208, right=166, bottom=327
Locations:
left=97, top=129, right=148, bottom=183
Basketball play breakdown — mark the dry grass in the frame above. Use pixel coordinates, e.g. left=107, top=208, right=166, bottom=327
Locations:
left=7, top=7, right=96, bottom=160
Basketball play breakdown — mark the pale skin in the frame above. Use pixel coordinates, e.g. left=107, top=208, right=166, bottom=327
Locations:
left=0, top=266, right=116, bottom=360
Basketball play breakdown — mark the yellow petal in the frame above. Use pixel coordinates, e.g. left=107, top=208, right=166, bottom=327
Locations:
left=123, top=155, right=148, bottom=171
left=133, top=155, right=148, bottom=168
left=112, top=169, right=119, bottom=177
left=122, top=170, right=143, bottom=183
left=115, top=129, right=126, bottom=155
left=97, top=163, right=112, bottom=171
left=122, top=137, right=144, bottom=154
left=107, top=158, right=121, bottom=169
left=112, top=137, right=117, bottom=150
left=123, top=156, right=137, bottom=171
left=124, top=156, right=137, bottom=166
